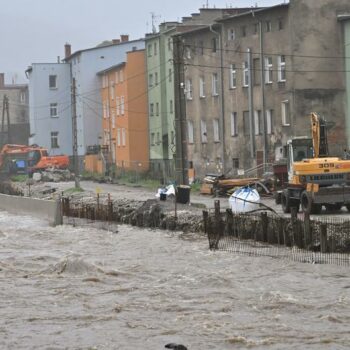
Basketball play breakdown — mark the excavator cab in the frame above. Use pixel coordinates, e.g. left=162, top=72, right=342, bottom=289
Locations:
left=27, top=149, right=48, bottom=168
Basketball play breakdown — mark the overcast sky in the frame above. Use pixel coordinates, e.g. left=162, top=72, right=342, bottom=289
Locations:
left=0, top=0, right=285, bottom=84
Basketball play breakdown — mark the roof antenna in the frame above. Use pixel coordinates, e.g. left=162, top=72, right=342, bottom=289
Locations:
left=150, top=12, right=161, bottom=33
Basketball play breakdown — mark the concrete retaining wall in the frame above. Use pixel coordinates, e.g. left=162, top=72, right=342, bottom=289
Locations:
left=0, top=194, right=62, bottom=226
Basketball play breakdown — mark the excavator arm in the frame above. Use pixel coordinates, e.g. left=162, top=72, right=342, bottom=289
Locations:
left=311, top=112, right=328, bottom=158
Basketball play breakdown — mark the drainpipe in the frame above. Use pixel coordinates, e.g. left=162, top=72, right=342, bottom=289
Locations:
left=210, top=24, right=226, bottom=175
left=259, top=21, right=268, bottom=171
left=247, top=48, right=255, bottom=159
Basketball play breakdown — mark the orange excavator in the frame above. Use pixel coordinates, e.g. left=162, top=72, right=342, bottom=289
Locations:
left=0, top=144, right=69, bottom=176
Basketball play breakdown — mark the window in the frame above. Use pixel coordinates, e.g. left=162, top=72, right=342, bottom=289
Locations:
left=201, top=120, right=207, bottom=143
left=228, top=28, right=235, bottom=41
left=156, top=102, right=159, bottom=116
left=186, top=79, right=193, bottom=100
left=232, top=158, right=239, bottom=170
left=115, top=71, right=119, bottom=84
left=199, top=77, right=205, bottom=98
left=149, top=74, right=153, bottom=87
left=155, top=72, right=158, bottom=85
left=169, top=100, right=173, bottom=114
left=231, top=112, right=238, bottom=136
left=119, top=70, right=124, bottom=82
left=278, top=19, right=284, bottom=30
left=264, top=57, right=273, bottom=84
left=243, top=111, right=250, bottom=136
left=168, top=38, right=172, bottom=51
left=150, top=103, right=154, bottom=116
left=212, top=73, right=218, bottom=96
left=156, top=132, right=160, bottom=144
left=116, top=97, right=120, bottom=116
left=117, top=128, right=121, bottom=146
left=50, top=103, right=58, bottom=118
left=254, top=110, right=262, bottom=135
left=213, top=119, right=220, bottom=142
left=241, top=26, right=246, bottom=37
left=102, top=75, right=107, bottom=88
left=253, top=23, right=259, bottom=35
left=169, top=69, right=172, bottom=82
left=230, top=64, right=236, bottom=89
left=243, top=61, right=249, bottom=87
left=106, top=101, right=110, bottom=118
left=148, top=44, right=152, bottom=57
left=170, top=131, right=175, bottom=145
left=103, top=102, right=107, bottom=118
left=185, top=46, right=191, bottom=59
left=253, top=58, right=261, bottom=85
left=110, top=82, right=114, bottom=100
left=112, top=111, right=116, bottom=128
left=278, top=55, right=286, bottom=82
left=151, top=132, right=155, bottom=145
left=121, top=128, right=126, bottom=146
left=154, top=42, right=157, bottom=56
left=20, top=92, right=26, bottom=103
left=198, top=40, right=204, bottom=55
left=187, top=121, right=194, bottom=144
left=282, top=100, right=290, bottom=126
left=51, top=132, right=59, bottom=148
left=212, top=37, right=217, bottom=52
left=120, top=96, right=125, bottom=115
left=266, top=109, right=274, bottom=134
left=266, top=20, right=272, bottom=32
left=49, top=75, right=57, bottom=89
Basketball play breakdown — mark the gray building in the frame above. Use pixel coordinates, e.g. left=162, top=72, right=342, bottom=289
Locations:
left=26, top=63, right=72, bottom=156
left=0, top=73, right=29, bottom=146
left=179, top=0, right=350, bottom=178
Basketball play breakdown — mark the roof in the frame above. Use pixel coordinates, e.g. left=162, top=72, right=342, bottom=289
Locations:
left=97, top=62, right=126, bottom=75
left=64, top=38, right=145, bottom=61
left=216, top=3, right=289, bottom=22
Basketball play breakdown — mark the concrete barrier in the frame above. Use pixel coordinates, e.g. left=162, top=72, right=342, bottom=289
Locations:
left=0, top=194, right=62, bottom=226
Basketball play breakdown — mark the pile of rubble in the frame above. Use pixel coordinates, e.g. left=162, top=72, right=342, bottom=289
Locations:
left=32, top=168, right=73, bottom=182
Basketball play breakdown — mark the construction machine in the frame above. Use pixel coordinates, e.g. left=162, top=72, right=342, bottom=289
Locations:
left=0, top=144, right=69, bottom=176
left=280, top=112, right=350, bottom=214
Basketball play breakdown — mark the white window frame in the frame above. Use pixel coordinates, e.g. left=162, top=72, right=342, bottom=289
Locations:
left=120, top=96, right=125, bottom=115
left=243, top=62, right=249, bottom=87
left=199, top=77, right=205, bottom=98
left=278, top=55, right=286, bottom=82
left=201, top=120, right=207, bottom=143
left=50, top=103, right=58, bottom=118
left=254, top=110, right=261, bottom=135
left=49, top=75, right=57, bottom=89
left=112, top=111, right=116, bottom=129
left=231, top=112, right=238, bottom=136
left=264, top=57, right=273, bottom=84
left=281, top=100, right=290, bottom=126
left=212, top=73, right=218, bottom=96
left=121, top=128, right=126, bottom=146
left=115, top=71, right=119, bottom=84
left=187, top=120, right=194, bottom=144
left=186, top=79, right=193, bottom=100
left=119, top=70, right=124, bottom=82
left=213, top=119, right=220, bottom=142
left=110, top=82, right=114, bottom=100
left=20, top=92, right=25, bottom=103
left=117, top=128, right=121, bottom=146
left=50, top=131, right=59, bottom=148
left=230, top=64, right=237, bottom=89
left=116, top=96, right=120, bottom=116
left=185, top=46, right=191, bottom=59
left=228, top=28, right=235, bottom=41
left=103, top=102, right=107, bottom=119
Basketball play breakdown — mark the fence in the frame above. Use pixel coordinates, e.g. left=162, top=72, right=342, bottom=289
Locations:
left=204, top=202, right=350, bottom=266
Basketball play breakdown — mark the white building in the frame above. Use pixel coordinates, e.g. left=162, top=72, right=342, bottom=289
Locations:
left=26, top=63, right=72, bottom=156
left=27, top=36, right=145, bottom=162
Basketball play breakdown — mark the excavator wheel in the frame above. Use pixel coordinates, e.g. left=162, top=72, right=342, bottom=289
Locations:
left=281, top=189, right=291, bottom=213
left=301, top=191, right=322, bottom=215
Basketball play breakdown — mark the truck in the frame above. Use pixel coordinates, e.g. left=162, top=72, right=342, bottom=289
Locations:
left=279, top=113, right=350, bottom=214
left=0, top=144, right=69, bottom=176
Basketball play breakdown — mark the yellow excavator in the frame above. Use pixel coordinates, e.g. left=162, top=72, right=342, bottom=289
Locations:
left=280, top=112, right=350, bottom=214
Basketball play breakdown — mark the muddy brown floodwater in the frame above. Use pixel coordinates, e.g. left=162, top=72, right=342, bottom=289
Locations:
left=0, top=210, right=350, bottom=349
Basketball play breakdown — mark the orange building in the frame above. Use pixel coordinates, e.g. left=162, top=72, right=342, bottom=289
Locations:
left=98, top=49, right=149, bottom=173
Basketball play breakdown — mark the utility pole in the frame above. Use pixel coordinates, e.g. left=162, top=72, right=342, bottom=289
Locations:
left=1, top=95, right=10, bottom=147
left=173, top=35, right=188, bottom=185
left=71, top=78, right=80, bottom=188
left=247, top=48, right=255, bottom=159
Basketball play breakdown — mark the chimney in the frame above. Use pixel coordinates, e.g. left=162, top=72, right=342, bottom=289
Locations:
left=64, top=43, right=71, bottom=59
left=120, top=34, right=129, bottom=42
left=0, top=73, right=4, bottom=88
left=112, top=39, right=121, bottom=45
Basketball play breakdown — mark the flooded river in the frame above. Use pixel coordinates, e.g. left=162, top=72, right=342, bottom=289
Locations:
left=0, top=211, right=350, bottom=349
